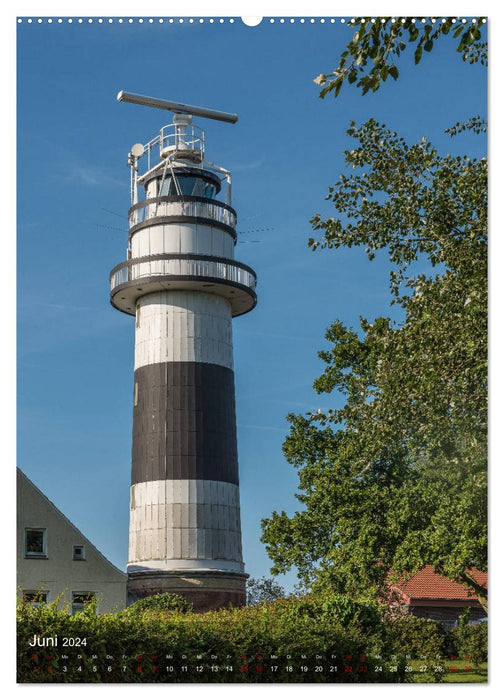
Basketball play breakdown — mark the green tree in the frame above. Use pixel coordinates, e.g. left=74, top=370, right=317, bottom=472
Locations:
left=314, top=17, right=487, bottom=98
left=261, top=117, right=487, bottom=608
left=246, top=576, right=286, bottom=606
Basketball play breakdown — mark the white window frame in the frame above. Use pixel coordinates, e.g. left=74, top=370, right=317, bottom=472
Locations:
left=24, top=528, right=47, bottom=558
left=71, top=591, right=97, bottom=615
left=72, top=544, right=86, bottom=561
left=22, top=590, right=49, bottom=608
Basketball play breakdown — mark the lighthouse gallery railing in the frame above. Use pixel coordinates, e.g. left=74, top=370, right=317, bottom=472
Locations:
left=129, top=196, right=237, bottom=230
left=110, top=254, right=256, bottom=292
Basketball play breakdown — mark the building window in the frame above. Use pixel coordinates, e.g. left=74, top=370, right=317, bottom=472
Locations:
left=22, top=591, right=48, bottom=608
left=73, top=545, right=86, bottom=561
left=25, top=528, right=47, bottom=558
left=443, top=620, right=457, bottom=631
left=72, top=592, right=96, bottom=615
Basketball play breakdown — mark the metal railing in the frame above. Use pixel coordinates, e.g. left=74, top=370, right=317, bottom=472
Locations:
left=110, top=254, right=256, bottom=293
left=161, top=123, right=204, bottom=158
left=128, top=197, right=237, bottom=230
left=142, top=124, right=205, bottom=171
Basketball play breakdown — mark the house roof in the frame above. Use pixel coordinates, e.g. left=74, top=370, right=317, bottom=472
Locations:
left=391, top=565, right=487, bottom=602
left=17, top=467, right=127, bottom=579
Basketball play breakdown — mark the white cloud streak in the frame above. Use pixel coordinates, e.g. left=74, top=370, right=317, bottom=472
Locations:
left=237, top=423, right=286, bottom=433
left=53, top=164, right=123, bottom=188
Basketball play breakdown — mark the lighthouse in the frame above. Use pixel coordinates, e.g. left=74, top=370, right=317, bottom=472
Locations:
left=110, top=92, right=256, bottom=610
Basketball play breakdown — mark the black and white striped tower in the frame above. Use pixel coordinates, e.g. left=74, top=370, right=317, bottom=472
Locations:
left=110, top=92, right=257, bottom=610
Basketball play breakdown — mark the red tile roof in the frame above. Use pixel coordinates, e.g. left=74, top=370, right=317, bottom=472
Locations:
left=390, top=566, right=487, bottom=602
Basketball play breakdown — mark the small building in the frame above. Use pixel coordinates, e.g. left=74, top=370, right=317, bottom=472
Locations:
left=17, top=468, right=127, bottom=613
left=388, top=565, right=487, bottom=629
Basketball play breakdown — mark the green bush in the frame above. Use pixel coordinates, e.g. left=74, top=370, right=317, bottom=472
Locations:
left=381, top=616, right=447, bottom=681
left=319, top=595, right=381, bottom=629
left=383, top=616, right=446, bottom=657
left=449, top=621, right=487, bottom=666
left=122, top=593, right=194, bottom=615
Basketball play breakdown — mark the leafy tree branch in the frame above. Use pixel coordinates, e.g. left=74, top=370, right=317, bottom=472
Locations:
left=314, top=17, right=487, bottom=98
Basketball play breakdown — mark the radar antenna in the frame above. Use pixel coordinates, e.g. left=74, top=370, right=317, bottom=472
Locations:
left=117, top=91, right=238, bottom=124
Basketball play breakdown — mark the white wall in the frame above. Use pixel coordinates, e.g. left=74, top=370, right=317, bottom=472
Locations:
left=17, top=470, right=127, bottom=613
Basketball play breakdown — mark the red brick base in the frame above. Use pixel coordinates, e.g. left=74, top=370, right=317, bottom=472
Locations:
left=127, top=570, right=247, bottom=612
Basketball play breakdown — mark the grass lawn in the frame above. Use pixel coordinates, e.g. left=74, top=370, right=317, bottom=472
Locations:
left=440, top=661, right=487, bottom=683
left=408, top=659, right=487, bottom=683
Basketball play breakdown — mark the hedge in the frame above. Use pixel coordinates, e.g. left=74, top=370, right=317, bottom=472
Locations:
left=16, top=594, right=471, bottom=683
left=448, top=621, right=488, bottom=666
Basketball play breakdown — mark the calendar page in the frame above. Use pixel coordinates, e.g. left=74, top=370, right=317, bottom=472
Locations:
left=16, top=7, right=488, bottom=686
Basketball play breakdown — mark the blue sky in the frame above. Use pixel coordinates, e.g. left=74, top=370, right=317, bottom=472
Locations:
left=16, top=14, right=487, bottom=593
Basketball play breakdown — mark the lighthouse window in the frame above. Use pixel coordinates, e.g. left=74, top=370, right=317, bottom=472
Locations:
left=159, top=177, right=176, bottom=196
left=206, top=181, right=218, bottom=198
left=25, top=528, right=47, bottom=557
left=158, top=175, right=217, bottom=199
left=181, top=177, right=217, bottom=198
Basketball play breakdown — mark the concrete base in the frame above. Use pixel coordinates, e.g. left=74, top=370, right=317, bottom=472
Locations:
left=127, top=570, right=248, bottom=612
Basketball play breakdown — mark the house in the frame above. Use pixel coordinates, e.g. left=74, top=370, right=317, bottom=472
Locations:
left=17, top=468, right=127, bottom=613
left=387, top=565, right=487, bottom=629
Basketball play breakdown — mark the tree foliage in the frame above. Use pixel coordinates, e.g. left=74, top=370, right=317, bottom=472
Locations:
left=246, top=576, right=286, bottom=606
left=261, top=119, right=487, bottom=608
left=314, top=17, right=487, bottom=98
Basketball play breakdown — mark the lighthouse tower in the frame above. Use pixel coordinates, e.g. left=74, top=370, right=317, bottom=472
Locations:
left=110, top=92, right=256, bottom=610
